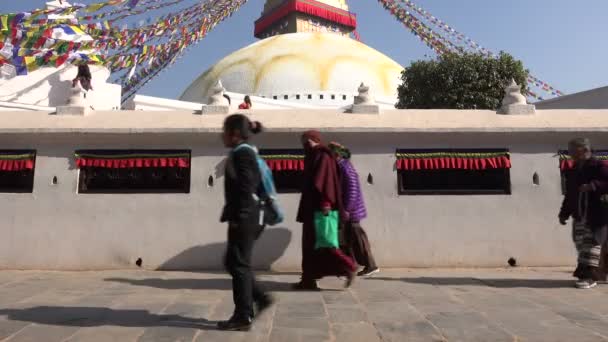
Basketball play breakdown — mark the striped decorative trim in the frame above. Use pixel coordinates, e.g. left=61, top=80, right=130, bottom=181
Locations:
left=396, top=152, right=510, bottom=159
left=0, top=151, right=35, bottom=171
left=74, top=150, right=190, bottom=169
left=395, top=150, right=511, bottom=170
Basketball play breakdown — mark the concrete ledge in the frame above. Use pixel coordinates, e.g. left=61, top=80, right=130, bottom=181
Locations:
left=200, top=105, right=229, bottom=115
left=350, top=104, right=380, bottom=114
left=498, top=104, right=536, bottom=115
left=55, top=105, right=90, bottom=116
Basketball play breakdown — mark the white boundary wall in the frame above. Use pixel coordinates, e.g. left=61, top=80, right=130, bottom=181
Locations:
left=0, top=108, right=607, bottom=270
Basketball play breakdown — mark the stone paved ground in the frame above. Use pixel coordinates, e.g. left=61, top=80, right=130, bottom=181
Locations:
left=2, top=268, right=608, bottom=341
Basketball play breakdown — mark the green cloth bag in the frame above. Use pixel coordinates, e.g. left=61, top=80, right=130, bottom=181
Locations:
left=314, top=210, right=340, bottom=249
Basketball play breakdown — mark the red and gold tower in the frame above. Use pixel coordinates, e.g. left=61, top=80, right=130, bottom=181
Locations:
left=254, top=0, right=357, bottom=39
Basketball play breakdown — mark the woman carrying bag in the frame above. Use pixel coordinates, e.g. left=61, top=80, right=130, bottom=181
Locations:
left=218, top=114, right=273, bottom=331
left=293, top=130, right=357, bottom=291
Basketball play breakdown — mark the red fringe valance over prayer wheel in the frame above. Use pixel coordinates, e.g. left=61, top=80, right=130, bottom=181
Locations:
left=259, top=150, right=305, bottom=171
left=74, top=150, right=191, bottom=169
left=395, top=151, right=511, bottom=171
left=0, top=151, right=36, bottom=171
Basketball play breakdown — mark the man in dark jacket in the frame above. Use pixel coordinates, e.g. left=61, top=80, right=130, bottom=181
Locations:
left=559, top=138, right=608, bottom=289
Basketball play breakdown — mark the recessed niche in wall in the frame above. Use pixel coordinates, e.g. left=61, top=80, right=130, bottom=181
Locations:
left=307, top=94, right=312, bottom=99
left=75, top=150, right=191, bottom=194
left=52, top=176, right=58, bottom=185
left=396, top=148, right=511, bottom=195
left=367, top=173, right=374, bottom=185
left=342, top=95, right=347, bottom=100
left=273, top=96, right=277, bottom=100
left=284, top=95, right=288, bottom=100
left=331, top=95, right=335, bottom=100
left=208, top=175, right=214, bottom=187
left=532, top=172, right=540, bottom=186
left=0, top=150, right=36, bottom=193
left=296, top=94, right=300, bottom=100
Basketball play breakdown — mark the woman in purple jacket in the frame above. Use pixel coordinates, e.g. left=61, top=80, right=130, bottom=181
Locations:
left=329, top=142, right=379, bottom=277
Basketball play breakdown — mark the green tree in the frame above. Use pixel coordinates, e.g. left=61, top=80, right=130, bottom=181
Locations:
left=396, top=52, right=529, bottom=110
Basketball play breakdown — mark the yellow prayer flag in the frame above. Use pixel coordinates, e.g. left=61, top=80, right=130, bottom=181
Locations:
left=85, top=3, right=107, bottom=13
left=24, top=56, right=38, bottom=72
left=0, top=15, right=8, bottom=31
left=69, top=25, right=86, bottom=35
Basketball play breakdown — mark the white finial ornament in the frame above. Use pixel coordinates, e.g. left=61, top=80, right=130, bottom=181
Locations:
left=354, top=82, right=375, bottom=105
left=201, top=79, right=230, bottom=114
left=502, top=79, right=527, bottom=106
left=208, top=80, right=229, bottom=106
left=351, top=82, right=379, bottom=114
left=497, top=79, right=536, bottom=115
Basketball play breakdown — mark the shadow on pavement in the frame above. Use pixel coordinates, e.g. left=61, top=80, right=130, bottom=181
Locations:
left=104, top=277, right=303, bottom=292
left=0, top=306, right=216, bottom=330
left=369, top=277, right=574, bottom=288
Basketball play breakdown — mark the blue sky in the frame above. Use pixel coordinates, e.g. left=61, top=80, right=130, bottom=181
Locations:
left=3, top=0, right=608, bottom=99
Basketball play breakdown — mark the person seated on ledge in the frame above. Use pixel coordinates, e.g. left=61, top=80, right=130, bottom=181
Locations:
left=72, top=64, right=93, bottom=91
left=239, top=95, right=252, bottom=110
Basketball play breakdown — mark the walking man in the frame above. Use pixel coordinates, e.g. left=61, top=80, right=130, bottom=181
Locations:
left=559, top=138, right=608, bottom=289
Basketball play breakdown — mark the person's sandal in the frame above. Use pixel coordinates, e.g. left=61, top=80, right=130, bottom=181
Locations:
left=357, top=267, right=380, bottom=277
left=575, top=279, right=597, bottom=289
left=217, top=316, right=252, bottom=331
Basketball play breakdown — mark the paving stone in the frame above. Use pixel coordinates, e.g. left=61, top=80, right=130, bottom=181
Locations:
left=196, top=330, right=269, bottom=342
left=331, top=322, right=381, bottom=342
left=322, top=291, right=358, bottom=305
left=354, top=289, right=404, bottom=303
left=137, top=326, right=198, bottom=342
left=327, top=305, right=367, bottom=323
left=427, top=311, right=515, bottom=342
left=373, top=320, right=446, bottom=342
left=275, top=303, right=326, bottom=318
left=65, top=326, right=144, bottom=342
left=273, top=316, right=328, bottom=330
left=6, top=324, right=80, bottom=342
left=481, top=308, right=605, bottom=342
left=269, top=327, right=330, bottom=342
left=0, top=319, right=30, bottom=340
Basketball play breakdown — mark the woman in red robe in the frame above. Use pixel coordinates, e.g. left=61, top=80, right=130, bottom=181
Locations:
left=293, top=130, right=357, bottom=291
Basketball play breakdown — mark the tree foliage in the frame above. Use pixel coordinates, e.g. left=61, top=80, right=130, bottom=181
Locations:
left=396, top=52, right=529, bottom=110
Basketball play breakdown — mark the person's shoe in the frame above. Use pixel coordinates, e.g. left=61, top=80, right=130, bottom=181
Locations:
left=292, top=280, right=321, bottom=291
left=357, top=267, right=380, bottom=277
left=217, top=316, right=252, bottom=331
left=255, top=295, right=275, bottom=318
left=575, top=279, right=598, bottom=289
left=345, top=271, right=356, bottom=288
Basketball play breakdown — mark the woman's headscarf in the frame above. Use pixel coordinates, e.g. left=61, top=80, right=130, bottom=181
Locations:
left=302, top=130, right=322, bottom=144
left=328, top=142, right=351, bottom=159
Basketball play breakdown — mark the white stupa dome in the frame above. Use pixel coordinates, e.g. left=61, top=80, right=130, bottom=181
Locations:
left=180, top=32, right=404, bottom=103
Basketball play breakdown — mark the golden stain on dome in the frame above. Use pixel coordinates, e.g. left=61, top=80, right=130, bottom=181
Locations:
left=179, top=33, right=404, bottom=102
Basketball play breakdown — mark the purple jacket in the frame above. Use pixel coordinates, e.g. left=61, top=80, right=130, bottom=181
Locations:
left=337, top=159, right=367, bottom=222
